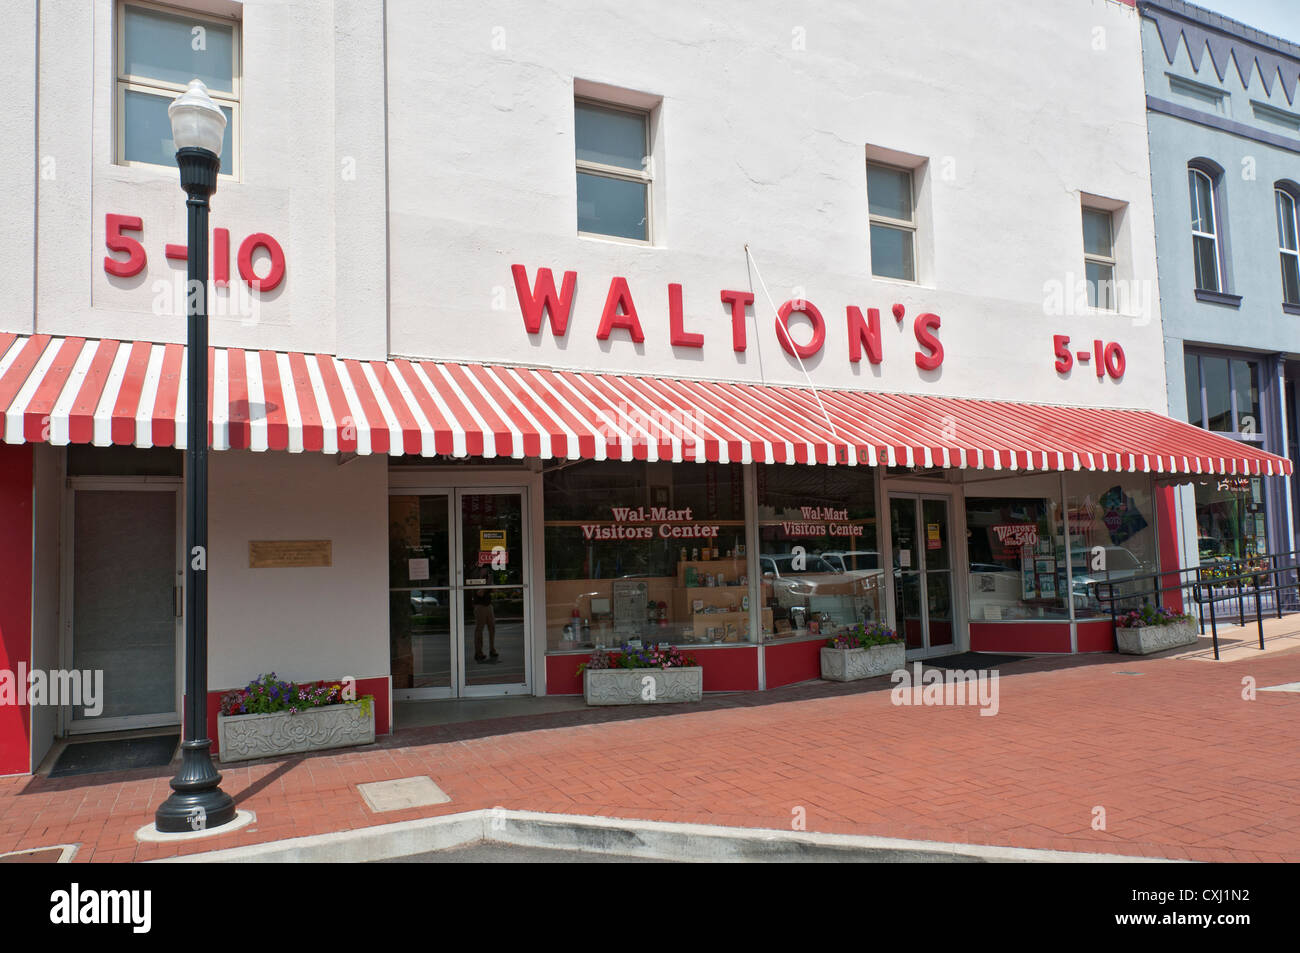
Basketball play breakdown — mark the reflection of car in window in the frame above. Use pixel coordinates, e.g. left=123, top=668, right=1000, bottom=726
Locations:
left=1069, top=545, right=1148, bottom=607
left=409, top=590, right=441, bottom=614
left=761, top=552, right=879, bottom=627
left=967, top=563, right=1024, bottom=605
left=760, top=553, right=839, bottom=576
left=820, top=550, right=880, bottom=572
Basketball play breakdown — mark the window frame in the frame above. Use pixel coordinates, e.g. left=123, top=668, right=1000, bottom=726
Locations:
left=1275, top=183, right=1300, bottom=306
left=866, top=161, right=917, bottom=283
left=1184, top=349, right=1265, bottom=444
left=115, top=0, right=241, bottom=180
left=1081, top=206, right=1117, bottom=311
left=1188, top=165, right=1223, bottom=293
left=574, top=97, right=653, bottom=245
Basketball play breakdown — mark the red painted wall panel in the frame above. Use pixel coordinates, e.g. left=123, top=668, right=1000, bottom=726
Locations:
left=0, top=445, right=33, bottom=775
left=764, top=639, right=823, bottom=688
left=698, top=647, right=759, bottom=691
left=545, top=654, right=586, bottom=695
left=969, top=621, right=1071, bottom=654
left=205, top=675, right=391, bottom=754
left=545, top=647, right=760, bottom=695
left=1076, top=619, right=1116, bottom=653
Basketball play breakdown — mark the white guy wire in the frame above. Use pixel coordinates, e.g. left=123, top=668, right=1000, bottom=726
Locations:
left=744, top=244, right=840, bottom=442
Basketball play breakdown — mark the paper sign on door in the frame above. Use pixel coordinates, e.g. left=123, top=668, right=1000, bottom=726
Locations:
left=408, top=558, right=430, bottom=581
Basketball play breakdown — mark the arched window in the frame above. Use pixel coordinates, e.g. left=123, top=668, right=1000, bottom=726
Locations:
left=1276, top=183, right=1300, bottom=306
left=1188, top=166, right=1221, bottom=292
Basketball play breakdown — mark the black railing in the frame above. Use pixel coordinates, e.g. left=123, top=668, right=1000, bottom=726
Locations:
left=1082, top=548, right=1300, bottom=661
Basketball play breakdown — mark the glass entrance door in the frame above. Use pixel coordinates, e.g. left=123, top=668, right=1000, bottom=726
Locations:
left=889, top=494, right=955, bottom=656
left=457, top=490, right=528, bottom=695
left=389, top=488, right=530, bottom=698
left=389, top=494, right=455, bottom=694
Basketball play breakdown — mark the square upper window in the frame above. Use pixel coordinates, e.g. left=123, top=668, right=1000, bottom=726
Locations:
left=117, top=1, right=240, bottom=177
left=575, top=100, right=651, bottom=242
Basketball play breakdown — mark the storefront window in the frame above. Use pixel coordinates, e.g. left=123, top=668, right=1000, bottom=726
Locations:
left=1183, top=351, right=1271, bottom=562
left=1232, top=359, right=1260, bottom=434
left=965, top=476, right=1069, bottom=621
left=756, top=466, right=881, bottom=640
left=1194, top=476, right=1266, bottom=563
left=1067, top=474, right=1160, bottom=618
left=1203, top=356, right=1232, bottom=433
left=1184, top=352, right=1203, bottom=428
left=1186, top=351, right=1262, bottom=439
left=543, top=461, right=749, bottom=650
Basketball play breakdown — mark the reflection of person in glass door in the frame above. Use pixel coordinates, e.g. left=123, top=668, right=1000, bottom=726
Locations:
left=473, top=587, right=499, bottom=663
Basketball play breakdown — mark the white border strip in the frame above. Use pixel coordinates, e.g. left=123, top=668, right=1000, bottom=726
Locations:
left=156, top=809, right=1183, bottom=865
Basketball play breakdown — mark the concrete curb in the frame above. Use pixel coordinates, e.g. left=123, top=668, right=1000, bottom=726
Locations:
left=155, top=810, right=1186, bottom=863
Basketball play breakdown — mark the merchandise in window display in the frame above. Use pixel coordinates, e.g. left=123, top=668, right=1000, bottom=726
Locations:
left=756, top=465, right=881, bottom=641
left=969, top=495, right=1069, bottom=620
left=543, top=460, right=750, bottom=650
left=1069, top=477, right=1160, bottom=618
left=1098, top=485, right=1150, bottom=546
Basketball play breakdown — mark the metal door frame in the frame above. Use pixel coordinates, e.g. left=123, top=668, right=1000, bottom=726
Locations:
left=389, top=490, right=456, bottom=701
left=887, top=490, right=959, bottom=659
left=452, top=486, right=532, bottom=698
left=60, top=477, right=184, bottom=735
left=388, top=483, right=533, bottom=700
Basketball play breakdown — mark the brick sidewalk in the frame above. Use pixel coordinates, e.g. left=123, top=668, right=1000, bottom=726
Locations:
left=2, top=649, right=1298, bottom=863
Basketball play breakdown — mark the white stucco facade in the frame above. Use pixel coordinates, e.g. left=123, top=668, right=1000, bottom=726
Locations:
left=2, top=0, right=1197, bottom=775
left=2, top=0, right=1166, bottom=410
left=388, top=0, right=1166, bottom=408
left=1, top=0, right=389, bottom=358
left=206, top=450, right=389, bottom=688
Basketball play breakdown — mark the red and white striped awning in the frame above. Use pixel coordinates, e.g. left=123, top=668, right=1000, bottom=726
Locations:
left=0, top=332, right=1291, bottom=475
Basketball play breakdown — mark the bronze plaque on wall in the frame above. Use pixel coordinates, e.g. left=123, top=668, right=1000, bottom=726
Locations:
left=249, top=540, right=333, bottom=568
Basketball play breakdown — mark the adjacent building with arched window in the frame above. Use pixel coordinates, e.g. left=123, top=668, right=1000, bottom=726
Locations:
left=1140, top=0, right=1300, bottom=568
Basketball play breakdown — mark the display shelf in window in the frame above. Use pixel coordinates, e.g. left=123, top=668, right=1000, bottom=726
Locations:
left=676, top=557, right=747, bottom=586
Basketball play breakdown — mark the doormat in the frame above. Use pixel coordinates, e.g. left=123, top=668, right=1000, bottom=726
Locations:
left=49, top=734, right=179, bottom=779
left=920, top=653, right=1029, bottom=670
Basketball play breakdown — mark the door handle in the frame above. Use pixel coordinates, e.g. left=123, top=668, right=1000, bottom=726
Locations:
left=174, top=585, right=183, bottom=618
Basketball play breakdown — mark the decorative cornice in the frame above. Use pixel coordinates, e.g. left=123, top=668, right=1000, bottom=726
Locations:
left=1138, top=0, right=1300, bottom=104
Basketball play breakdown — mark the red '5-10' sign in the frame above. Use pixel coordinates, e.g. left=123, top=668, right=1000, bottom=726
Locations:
left=103, top=213, right=286, bottom=292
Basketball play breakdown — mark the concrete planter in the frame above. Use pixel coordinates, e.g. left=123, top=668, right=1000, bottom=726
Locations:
left=820, top=642, right=906, bottom=681
left=583, top=667, right=703, bottom=706
left=1115, top=618, right=1199, bottom=655
left=217, top=702, right=375, bottom=763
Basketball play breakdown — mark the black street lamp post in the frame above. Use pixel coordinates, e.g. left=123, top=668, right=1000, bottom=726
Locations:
left=155, top=80, right=237, bottom=834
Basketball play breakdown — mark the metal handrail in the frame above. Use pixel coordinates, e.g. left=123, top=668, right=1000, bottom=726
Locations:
left=1081, top=547, right=1300, bottom=660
